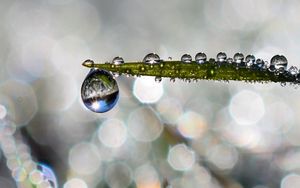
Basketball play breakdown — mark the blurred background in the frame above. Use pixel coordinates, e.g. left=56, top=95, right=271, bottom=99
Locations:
left=0, top=0, right=300, bottom=187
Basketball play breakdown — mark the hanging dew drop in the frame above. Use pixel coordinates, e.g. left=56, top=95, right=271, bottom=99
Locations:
left=233, top=53, right=244, bottom=63
left=143, top=53, right=160, bottom=64
left=216, top=52, right=227, bottom=62
left=195, top=52, right=207, bottom=64
left=112, top=56, right=124, bottom=65
left=155, top=76, right=162, bottom=83
left=270, top=55, right=288, bottom=73
left=81, top=69, right=119, bottom=113
left=181, top=54, right=192, bottom=63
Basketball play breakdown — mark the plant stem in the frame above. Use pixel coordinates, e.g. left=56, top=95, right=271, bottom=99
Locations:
left=82, top=59, right=298, bottom=84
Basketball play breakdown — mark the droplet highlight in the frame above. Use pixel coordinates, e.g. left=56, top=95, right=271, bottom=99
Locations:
left=81, top=69, right=119, bottom=113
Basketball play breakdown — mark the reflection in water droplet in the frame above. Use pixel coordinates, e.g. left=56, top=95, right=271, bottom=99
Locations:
left=143, top=53, right=160, bottom=64
left=195, top=52, right=207, bottom=64
left=217, top=52, right=227, bottom=62
left=245, top=55, right=255, bottom=67
left=181, top=54, right=192, bottom=63
left=270, top=55, right=288, bottom=73
left=81, top=69, right=119, bottom=113
left=233, top=53, right=244, bottom=63
left=155, top=76, right=162, bottom=83
left=168, top=57, right=172, bottom=60
left=112, top=56, right=124, bottom=65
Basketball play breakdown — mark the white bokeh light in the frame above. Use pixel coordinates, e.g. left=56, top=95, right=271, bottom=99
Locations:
left=177, top=111, right=207, bottom=139
left=281, top=174, right=300, bottom=188
left=127, top=107, right=163, bottom=142
left=98, top=119, right=127, bottom=148
left=105, top=162, right=132, bottom=188
left=229, top=90, right=265, bottom=125
left=133, top=76, right=164, bottom=103
left=206, top=144, right=238, bottom=170
left=167, top=144, right=195, bottom=171
left=68, top=142, right=101, bottom=175
left=64, top=178, right=88, bottom=188
left=134, top=164, right=161, bottom=188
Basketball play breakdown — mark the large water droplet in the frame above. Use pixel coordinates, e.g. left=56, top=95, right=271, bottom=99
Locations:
left=216, top=52, right=227, bottom=62
left=270, top=55, right=288, bottom=73
left=181, top=54, right=192, bottom=63
left=112, top=56, right=124, bottom=65
left=245, top=55, right=255, bottom=67
left=233, top=53, right=244, bottom=63
left=143, top=53, right=160, bottom=64
left=195, top=52, right=206, bottom=64
left=81, top=69, right=119, bottom=113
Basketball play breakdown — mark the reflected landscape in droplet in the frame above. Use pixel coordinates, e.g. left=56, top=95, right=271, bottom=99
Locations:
left=81, top=69, right=119, bottom=113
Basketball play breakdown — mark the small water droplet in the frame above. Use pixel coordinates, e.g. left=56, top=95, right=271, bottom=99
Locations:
left=217, top=52, right=227, bottom=62
left=82, top=59, right=94, bottom=67
left=81, top=69, right=119, bottom=113
left=168, top=57, right=173, bottom=60
left=270, top=55, right=288, bottom=73
left=155, top=76, right=162, bottom=83
left=233, top=53, right=244, bottom=63
left=288, top=66, right=298, bottom=76
left=184, top=78, right=191, bottom=83
left=170, top=78, right=175, bottom=83
left=245, top=55, right=255, bottom=67
left=195, top=52, right=207, bottom=64
left=181, top=54, right=192, bottom=63
left=263, top=61, right=270, bottom=69
left=255, top=59, right=264, bottom=69
left=227, top=58, right=233, bottom=64
left=280, top=82, right=287, bottom=87
left=112, top=56, right=124, bottom=65
left=143, top=53, right=160, bottom=64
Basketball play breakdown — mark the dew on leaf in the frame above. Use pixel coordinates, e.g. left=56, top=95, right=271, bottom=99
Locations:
left=143, top=53, right=160, bottom=64
left=181, top=54, right=192, bottom=63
